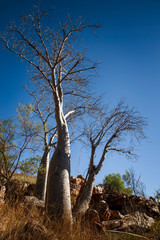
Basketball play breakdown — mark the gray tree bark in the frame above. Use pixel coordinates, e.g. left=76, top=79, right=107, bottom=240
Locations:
left=36, top=147, right=50, bottom=201
left=73, top=171, right=95, bottom=215
left=45, top=123, right=72, bottom=220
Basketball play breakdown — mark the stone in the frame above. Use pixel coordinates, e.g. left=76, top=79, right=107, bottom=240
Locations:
left=135, top=198, right=160, bottom=218
left=104, top=192, right=128, bottom=211
left=109, top=210, right=124, bottom=220
left=119, top=211, right=155, bottom=233
left=23, top=196, right=45, bottom=209
left=95, top=200, right=111, bottom=221
left=93, top=185, right=104, bottom=195
left=70, top=183, right=81, bottom=197
left=70, top=176, right=77, bottom=182
left=101, top=211, right=154, bottom=233
left=77, top=175, right=85, bottom=181
left=71, top=177, right=82, bottom=185
left=84, top=209, right=100, bottom=223
left=102, top=219, right=123, bottom=230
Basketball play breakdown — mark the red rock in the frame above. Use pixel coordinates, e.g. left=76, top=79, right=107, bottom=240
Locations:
left=109, top=210, right=124, bottom=220
left=77, top=175, right=85, bottom=181
left=95, top=200, right=111, bottom=221
left=84, top=209, right=100, bottom=223
left=93, top=185, right=104, bottom=195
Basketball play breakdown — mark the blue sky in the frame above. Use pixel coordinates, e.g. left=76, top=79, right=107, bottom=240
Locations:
left=0, top=0, right=160, bottom=197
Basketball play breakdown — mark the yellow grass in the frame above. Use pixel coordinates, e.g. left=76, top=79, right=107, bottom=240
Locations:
left=0, top=202, right=152, bottom=240
left=12, top=173, right=36, bottom=185
left=0, top=174, right=153, bottom=239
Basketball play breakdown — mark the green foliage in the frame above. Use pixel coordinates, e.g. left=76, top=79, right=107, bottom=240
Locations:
left=103, top=173, right=133, bottom=195
left=16, top=103, right=42, bottom=136
left=154, top=189, right=160, bottom=202
left=19, top=155, right=41, bottom=175
left=122, top=170, right=131, bottom=187
left=0, top=119, right=16, bottom=170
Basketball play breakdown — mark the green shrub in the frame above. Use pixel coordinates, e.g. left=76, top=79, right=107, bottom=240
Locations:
left=103, top=173, right=133, bottom=195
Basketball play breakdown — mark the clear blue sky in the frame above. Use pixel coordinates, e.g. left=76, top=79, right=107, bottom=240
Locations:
left=0, top=0, right=160, bottom=197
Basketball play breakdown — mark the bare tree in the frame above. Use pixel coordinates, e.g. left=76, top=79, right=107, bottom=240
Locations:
left=24, top=84, right=57, bottom=201
left=73, top=100, right=146, bottom=215
left=0, top=108, right=37, bottom=188
left=122, top=167, right=146, bottom=197
left=1, top=5, right=99, bottom=220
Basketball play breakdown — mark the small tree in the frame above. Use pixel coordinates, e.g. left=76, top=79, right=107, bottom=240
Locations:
left=103, top=173, right=133, bottom=195
left=0, top=114, right=36, bottom=187
left=19, top=155, right=41, bottom=175
left=122, top=167, right=146, bottom=197
left=73, top=100, right=146, bottom=215
left=154, top=189, right=160, bottom=202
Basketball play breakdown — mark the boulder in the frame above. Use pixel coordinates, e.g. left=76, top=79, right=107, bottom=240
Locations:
left=93, top=185, right=104, bottom=195
left=94, top=200, right=111, bottom=221
left=77, top=175, right=85, bottom=181
left=104, top=192, right=128, bottom=211
left=109, top=210, right=124, bottom=220
left=70, top=182, right=81, bottom=199
left=70, top=176, right=82, bottom=185
left=23, top=196, right=45, bottom=209
left=102, top=219, right=123, bottom=230
left=102, top=211, right=154, bottom=233
left=119, top=211, right=155, bottom=233
left=84, top=209, right=100, bottom=223
left=90, top=193, right=103, bottom=207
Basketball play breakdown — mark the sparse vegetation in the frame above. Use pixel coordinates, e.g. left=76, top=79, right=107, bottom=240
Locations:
left=12, top=173, right=36, bottom=185
left=0, top=202, right=151, bottom=240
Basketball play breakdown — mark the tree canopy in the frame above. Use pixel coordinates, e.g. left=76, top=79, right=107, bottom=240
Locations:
left=103, top=173, right=133, bottom=195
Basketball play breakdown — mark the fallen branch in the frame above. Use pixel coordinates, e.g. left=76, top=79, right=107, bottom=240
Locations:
left=106, top=230, right=149, bottom=240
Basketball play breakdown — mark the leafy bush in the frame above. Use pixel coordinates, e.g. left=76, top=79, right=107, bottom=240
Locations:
left=19, top=156, right=41, bottom=175
left=103, top=173, right=133, bottom=195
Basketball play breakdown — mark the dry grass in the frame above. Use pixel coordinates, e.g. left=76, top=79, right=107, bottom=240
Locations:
left=0, top=202, right=151, bottom=240
left=0, top=174, right=152, bottom=239
left=12, top=173, right=36, bottom=185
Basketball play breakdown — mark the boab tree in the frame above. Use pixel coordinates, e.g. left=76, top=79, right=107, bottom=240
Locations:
left=24, top=84, right=57, bottom=201
left=1, top=5, right=99, bottom=220
left=73, top=100, right=146, bottom=215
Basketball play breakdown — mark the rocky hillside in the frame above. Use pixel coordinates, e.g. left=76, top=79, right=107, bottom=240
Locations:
left=0, top=175, right=160, bottom=239
left=70, top=175, right=160, bottom=234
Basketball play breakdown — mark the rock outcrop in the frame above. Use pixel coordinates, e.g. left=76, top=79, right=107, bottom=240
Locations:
left=70, top=175, right=160, bottom=234
left=102, top=211, right=154, bottom=233
left=1, top=175, right=159, bottom=235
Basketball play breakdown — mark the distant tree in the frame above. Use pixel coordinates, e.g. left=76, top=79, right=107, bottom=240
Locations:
left=154, top=189, right=160, bottom=202
left=19, top=155, right=41, bottom=175
left=0, top=113, right=37, bottom=187
left=122, top=167, right=146, bottom=197
left=73, top=100, right=146, bottom=215
left=103, top=173, right=133, bottom=195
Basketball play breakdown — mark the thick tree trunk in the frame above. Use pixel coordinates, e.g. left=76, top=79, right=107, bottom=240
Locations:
left=45, top=123, right=72, bottom=220
left=36, top=148, right=50, bottom=201
left=73, top=172, right=95, bottom=216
